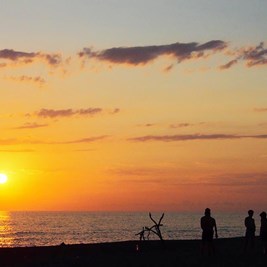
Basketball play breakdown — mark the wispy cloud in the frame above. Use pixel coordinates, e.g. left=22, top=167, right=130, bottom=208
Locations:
left=0, top=136, right=108, bottom=146
left=109, top=108, right=120, bottom=114
left=53, top=136, right=109, bottom=144
left=137, top=123, right=157, bottom=128
left=254, top=107, right=267, bottom=112
left=28, top=108, right=120, bottom=118
left=170, top=123, right=193, bottom=128
left=169, top=122, right=207, bottom=129
left=163, top=64, right=174, bottom=72
left=6, top=75, right=46, bottom=86
left=259, top=122, right=267, bottom=127
left=128, top=133, right=267, bottom=142
left=37, top=108, right=78, bottom=118
left=242, top=42, right=267, bottom=67
left=0, top=49, right=62, bottom=67
left=220, top=42, right=267, bottom=69
left=219, top=59, right=239, bottom=70
left=2, top=41, right=267, bottom=73
left=79, top=40, right=227, bottom=66
left=0, top=49, right=36, bottom=61
left=111, top=166, right=267, bottom=188
left=204, top=172, right=267, bottom=187
left=13, top=122, right=49, bottom=129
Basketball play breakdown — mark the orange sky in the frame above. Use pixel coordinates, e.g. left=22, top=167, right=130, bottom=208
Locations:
left=1, top=1, right=267, bottom=212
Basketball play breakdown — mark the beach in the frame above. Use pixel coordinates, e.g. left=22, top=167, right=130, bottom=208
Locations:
left=0, top=237, right=266, bottom=267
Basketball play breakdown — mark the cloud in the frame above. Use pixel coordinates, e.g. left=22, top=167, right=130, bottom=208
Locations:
left=170, top=123, right=192, bottom=128
left=79, top=40, right=227, bottom=66
left=219, top=59, right=238, bottom=70
left=13, top=122, right=49, bottom=129
left=128, top=133, right=267, bottom=142
left=111, top=166, right=267, bottom=188
left=59, top=136, right=108, bottom=144
left=0, top=49, right=62, bottom=67
left=0, top=49, right=36, bottom=61
left=43, top=53, right=62, bottom=66
left=137, top=122, right=206, bottom=129
left=258, top=122, right=267, bottom=128
left=144, top=123, right=155, bottom=127
left=6, top=75, right=46, bottom=86
left=254, top=107, right=267, bottom=112
left=163, top=64, right=174, bottom=72
left=78, top=108, right=103, bottom=116
left=243, top=42, right=267, bottom=67
left=109, top=108, right=120, bottom=114
left=137, top=123, right=157, bottom=128
left=36, top=108, right=75, bottom=118
left=220, top=42, right=267, bottom=69
left=169, top=122, right=207, bottom=129
left=206, top=172, right=267, bottom=187
left=32, top=108, right=120, bottom=118
left=250, top=134, right=267, bottom=139
left=0, top=136, right=108, bottom=146
left=35, top=108, right=102, bottom=118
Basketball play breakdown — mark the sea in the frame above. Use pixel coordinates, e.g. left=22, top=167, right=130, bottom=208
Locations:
left=0, top=211, right=256, bottom=247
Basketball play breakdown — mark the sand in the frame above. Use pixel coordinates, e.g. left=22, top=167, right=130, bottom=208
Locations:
left=0, top=237, right=266, bottom=266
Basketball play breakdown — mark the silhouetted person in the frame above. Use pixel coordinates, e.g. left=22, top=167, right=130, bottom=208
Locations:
left=200, top=208, right=218, bottom=255
left=260, top=211, right=267, bottom=255
left=244, top=209, right=256, bottom=252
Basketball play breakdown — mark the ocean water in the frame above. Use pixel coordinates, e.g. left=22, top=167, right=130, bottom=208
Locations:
left=0, top=211, right=257, bottom=247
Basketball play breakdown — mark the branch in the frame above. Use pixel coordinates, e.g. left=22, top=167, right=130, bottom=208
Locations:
left=149, top=212, right=157, bottom=225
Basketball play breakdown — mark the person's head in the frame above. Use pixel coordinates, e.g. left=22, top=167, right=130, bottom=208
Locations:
left=260, top=211, right=266, bottom=218
left=248, top=210, right=254, bottom=217
left=205, top=208, right=211, bottom=216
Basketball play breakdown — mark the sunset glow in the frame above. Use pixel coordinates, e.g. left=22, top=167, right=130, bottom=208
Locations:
left=1, top=0, right=267, bottom=212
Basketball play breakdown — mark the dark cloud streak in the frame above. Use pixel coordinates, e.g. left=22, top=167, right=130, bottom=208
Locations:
left=13, top=123, right=49, bottom=129
left=0, top=49, right=35, bottom=60
left=79, top=40, right=227, bottom=65
left=0, top=49, right=62, bottom=66
left=219, top=59, right=238, bottom=70
left=36, top=108, right=103, bottom=118
left=7, top=75, right=46, bottom=86
left=33, top=108, right=120, bottom=118
left=128, top=133, right=267, bottom=142
left=0, top=136, right=108, bottom=146
left=220, top=42, right=267, bottom=69
left=254, top=108, right=267, bottom=112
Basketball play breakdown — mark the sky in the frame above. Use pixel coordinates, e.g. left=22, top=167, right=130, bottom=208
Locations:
left=0, top=0, right=267, bottom=212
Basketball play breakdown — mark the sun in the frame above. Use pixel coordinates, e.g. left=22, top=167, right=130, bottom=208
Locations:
left=0, top=173, right=8, bottom=184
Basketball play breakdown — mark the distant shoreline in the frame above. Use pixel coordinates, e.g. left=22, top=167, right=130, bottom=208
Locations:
left=0, top=237, right=266, bottom=267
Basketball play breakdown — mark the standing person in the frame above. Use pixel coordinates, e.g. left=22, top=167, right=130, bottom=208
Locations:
left=200, top=208, right=218, bottom=255
left=244, top=209, right=256, bottom=252
left=260, top=211, right=267, bottom=255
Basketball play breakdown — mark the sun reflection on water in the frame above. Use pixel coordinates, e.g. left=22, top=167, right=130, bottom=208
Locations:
left=0, top=211, right=14, bottom=247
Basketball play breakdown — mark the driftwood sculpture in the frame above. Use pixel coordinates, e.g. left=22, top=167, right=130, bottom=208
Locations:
left=136, top=212, right=164, bottom=241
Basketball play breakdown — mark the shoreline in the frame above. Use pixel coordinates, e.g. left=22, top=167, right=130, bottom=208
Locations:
left=0, top=237, right=266, bottom=266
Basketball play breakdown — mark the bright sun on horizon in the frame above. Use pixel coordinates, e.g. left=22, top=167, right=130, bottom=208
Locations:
left=0, top=173, right=8, bottom=184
